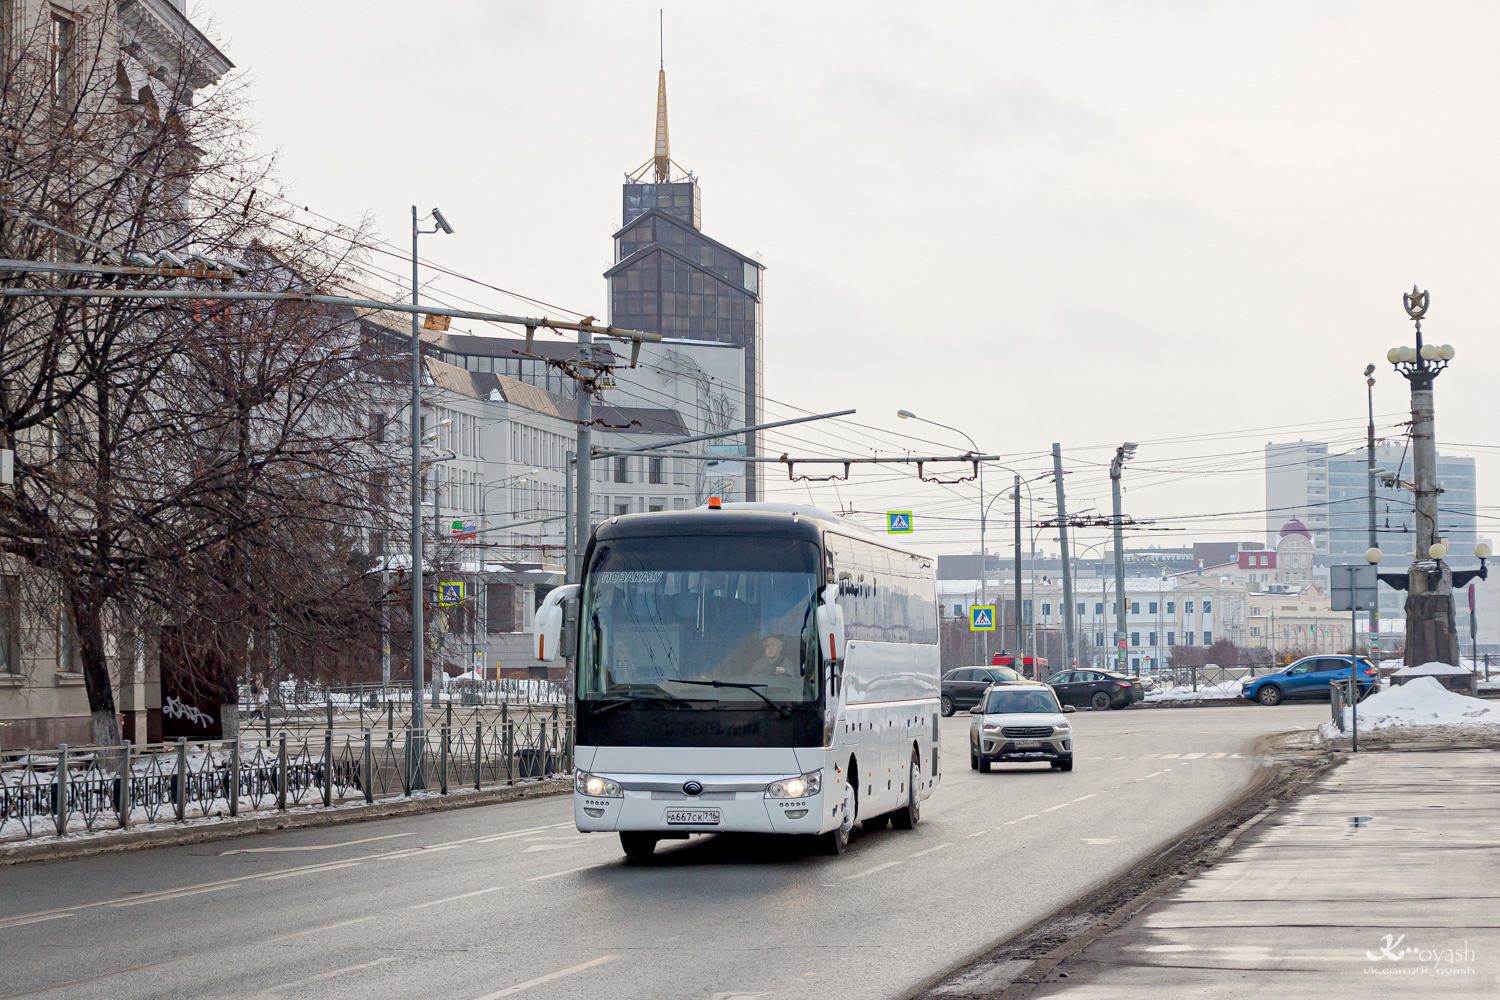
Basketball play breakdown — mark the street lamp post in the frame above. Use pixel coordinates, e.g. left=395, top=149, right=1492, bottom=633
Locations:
left=1385, top=288, right=1459, bottom=665
left=1364, top=364, right=1380, bottom=673
left=409, top=206, right=454, bottom=776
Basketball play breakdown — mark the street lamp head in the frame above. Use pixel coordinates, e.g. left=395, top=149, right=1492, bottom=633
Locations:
left=897, top=409, right=915, bottom=420
left=1364, top=546, right=1382, bottom=564
left=1439, top=344, right=1455, bottom=361
left=1477, top=542, right=1492, bottom=560
left=1420, top=343, right=1438, bottom=361
left=1364, top=364, right=1376, bottom=377
left=1386, top=347, right=1401, bottom=364
left=1429, top=542, right=1449, bottom=560
left=431, top=207, right=455, bottom=235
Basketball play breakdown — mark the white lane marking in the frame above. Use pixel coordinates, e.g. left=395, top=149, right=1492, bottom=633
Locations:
left=965, top=829, right=991, bottom=838
left=1230, top=752, right=1245, bottom=758
left=1158, top=753, right=1179, bottom=759
left=260, top=861, right=365, bottom=881
left=411, top=885, right=509, bottom=910
left=220, top=832, right=415, bottom=856
left=1181, top=752, right=1206, bottom=760
left=521, top=843, right=586, bottom=853
left=1209, top=752, right=1227, bottom=758
left=527, top=863, right=608, bottom=882
left=475, top=822, right=577, bottom=844
left=109, top=885, right=229, bottom=907
left=259, top=914, right=381, bottom=944
left=1110, top=756, right=1127, bottom=760
left=908, top=843, right=951, bottom=858
left=370, top=844, right=463, bottom=862
left=470, top=955, right=619, bottom=998
left=1142, top=770, right=1169, bottom=779
left=1041, top=803, right=1070, bottom=813
left=250, top=956, right=399, bottom=996
left=1081, top=837, right=1119, bottom=845
left=1071, top=794, right=1097, bottom=803
left=1012, top=813, right=1038, bottom=823
left=0, top=912, right=77, bottom=929
left=844, top=861, right=901, bottom=880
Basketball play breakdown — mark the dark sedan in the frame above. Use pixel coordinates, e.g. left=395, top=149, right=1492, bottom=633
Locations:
left=1044, top=669, right=1142, bottom=711
left=940, top=665, right=1025, bottom=716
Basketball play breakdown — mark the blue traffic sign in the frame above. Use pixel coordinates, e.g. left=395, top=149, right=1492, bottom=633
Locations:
left=970, top=605, right=996, bottom=631
left=887, top=511, right=914, bottom=534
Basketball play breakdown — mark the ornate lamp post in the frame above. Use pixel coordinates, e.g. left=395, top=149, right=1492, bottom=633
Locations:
left=1381, top=287, right=1485, bottom=665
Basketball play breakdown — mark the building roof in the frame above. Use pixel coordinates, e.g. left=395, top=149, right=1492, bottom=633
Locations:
left=1279, top=518, right=1313, bottom=540
left=604, top=239, right=762, bottom=301
left=611, top=207, right=765, bottom=273
left=425, top=358, right=686, bottom=435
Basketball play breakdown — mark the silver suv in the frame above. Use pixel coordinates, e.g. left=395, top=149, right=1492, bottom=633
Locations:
left=969, top=681, right=1076, bottom=772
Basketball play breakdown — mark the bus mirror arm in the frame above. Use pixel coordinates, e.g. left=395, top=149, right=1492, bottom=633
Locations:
left=817, top=586, right=845, bottom=664
left=533, top=584, right=580, bottom=663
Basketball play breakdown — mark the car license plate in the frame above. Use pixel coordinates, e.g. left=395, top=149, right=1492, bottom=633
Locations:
left=1015, top=740, right=1042, bottom=749
left=665, top=808, right=720, bottom=825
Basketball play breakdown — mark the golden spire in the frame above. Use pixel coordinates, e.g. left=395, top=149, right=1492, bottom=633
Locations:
left=653, top=68, right=670, bottom=183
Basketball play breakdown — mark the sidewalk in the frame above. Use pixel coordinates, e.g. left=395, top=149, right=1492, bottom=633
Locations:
left=1031, top=749, right=1500, bottom=998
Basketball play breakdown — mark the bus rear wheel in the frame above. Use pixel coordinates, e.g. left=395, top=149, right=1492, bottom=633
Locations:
left=891, top=752, right=921, bottom=830
left=620, top=832, right=658, bottom=859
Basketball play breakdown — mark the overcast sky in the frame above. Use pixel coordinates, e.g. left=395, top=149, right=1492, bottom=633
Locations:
left=196, top=1, right=1500, bottom=559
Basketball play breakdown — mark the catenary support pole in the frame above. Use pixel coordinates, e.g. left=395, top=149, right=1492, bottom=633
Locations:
left=409, top=205, right=425, bottom=785
left=1053, top=444, right=1075, bottom=668
left=1111, top=466, right=1128, bottom=674
left=1013, top=474, right=1023, bottom=663
left=575, top=333, right=593, bottom=585
left=1366, top=372, right=1380, bottom=677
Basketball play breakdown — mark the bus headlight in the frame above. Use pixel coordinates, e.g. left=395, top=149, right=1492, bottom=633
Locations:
left=766, top=770, right=822, bottom=799
left=575, top=770, right=622, bottom=798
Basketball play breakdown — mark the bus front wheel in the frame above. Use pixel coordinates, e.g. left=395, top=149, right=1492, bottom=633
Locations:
left=820, top=768, right=857, bottom=855
left=620, top=832, right=658, bottom=859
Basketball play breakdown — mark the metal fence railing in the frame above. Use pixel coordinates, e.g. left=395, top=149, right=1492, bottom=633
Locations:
left=237, top=680, right=566, bottom=741
left=0, top=705, right=570, bottom=844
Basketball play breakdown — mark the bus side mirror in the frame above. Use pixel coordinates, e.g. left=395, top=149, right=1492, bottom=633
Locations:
left=817, top=585, right=845, bottom=662
left=533, top=584, right=580, bottom=663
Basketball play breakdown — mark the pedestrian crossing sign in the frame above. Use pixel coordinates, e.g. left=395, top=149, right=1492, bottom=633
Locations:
left=970, top=605, right=996, bottom=631
left=438, top=581, right=465, bottom=606
left=887, top=511, right=914, bottom=534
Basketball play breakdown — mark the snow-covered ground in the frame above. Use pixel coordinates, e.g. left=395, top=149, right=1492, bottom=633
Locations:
left=1321, top=676, right=1500, bottom=738
left=1144, top=679, right=1244, bottom=703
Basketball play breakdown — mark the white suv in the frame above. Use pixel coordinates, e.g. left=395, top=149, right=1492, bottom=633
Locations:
left=969, top=681, right=1076, bottom=772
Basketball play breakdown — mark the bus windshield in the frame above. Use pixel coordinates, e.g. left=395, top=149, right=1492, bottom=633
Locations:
left=579, top=535, right=821, bottom=708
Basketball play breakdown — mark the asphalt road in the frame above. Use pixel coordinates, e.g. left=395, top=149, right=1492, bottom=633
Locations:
left=0, top=703, right=1328, bottom=1000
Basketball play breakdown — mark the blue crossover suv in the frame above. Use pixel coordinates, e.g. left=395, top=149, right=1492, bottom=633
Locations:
left=1241, top=656, right=1379, bottom=706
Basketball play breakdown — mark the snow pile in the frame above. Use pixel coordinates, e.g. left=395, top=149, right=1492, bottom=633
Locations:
left=1391, top=660, right=1473, bottom=678
left=1145, top=679, right=1243, bottom=703
left=1321, top=676, right=1500, bottom=738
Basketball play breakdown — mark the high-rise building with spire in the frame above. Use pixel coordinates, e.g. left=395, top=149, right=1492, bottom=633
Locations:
left=605, top=64, right=766, bottom=499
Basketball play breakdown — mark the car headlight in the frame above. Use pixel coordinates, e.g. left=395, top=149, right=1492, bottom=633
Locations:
left=1053, top=723, right=1071, bottom=733
left=766, top=769, right=822, bottom=799
left=982, top=724, right=1002, bottom=733
left=574, top=770, right=622, bottom=798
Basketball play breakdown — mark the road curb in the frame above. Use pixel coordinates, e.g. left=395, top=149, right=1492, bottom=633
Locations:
left=904, top=730, right=1339, bottom=1000
left=0, top=778, right=571, bottom=868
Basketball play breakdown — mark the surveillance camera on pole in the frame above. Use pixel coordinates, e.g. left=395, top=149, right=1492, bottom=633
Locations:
left=431, top=208, right=455, bottom=235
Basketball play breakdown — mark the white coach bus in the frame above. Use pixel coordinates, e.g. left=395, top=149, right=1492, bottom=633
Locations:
left=533, top=502, right=942, bottom=857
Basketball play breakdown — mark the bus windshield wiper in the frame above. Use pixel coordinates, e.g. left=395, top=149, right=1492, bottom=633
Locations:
left=675, top=679, right=792, bottom=717
left=586, top=693, right=714, bottom=716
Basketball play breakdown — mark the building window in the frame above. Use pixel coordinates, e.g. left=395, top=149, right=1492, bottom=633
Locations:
left=1203, top=599, right=1212, bottom=613
left=1203, top=631, right=1212, bottom=645
left=1185, top=600, right=1194, bottom=613
left=648, top=498, right=666, bottom=512
left=0, top=575, right=16, bottom=674
left=614, top=502, right=630, bottom=516
left=1149, top=601, right=1157, bottom=614
left=1077, top=602, right=1085, bottom=615
left=672, top=453, right=686, bottom=486
left=1042, top=602, right=1051, bottom=618
left=1130, top=601, right=1140, bottom=614
left=1148, top=631, right=1156, bottom=646
left=743, top=261, right=758, bottom=294
left=1251, top=627, right=1261, bottom=637
left=1166, top=601, right=1175, bottom=614
left=1094, top=603, right=1103, bottom=615
left=649, top=457, right=665, bottom=484
left=673, top=498, right=688, bottom=511
left=50, top=13, right=73, bottom=106
left=1130, top=632, right=1139, bottom=646
left=1167, top=631, right=1175, bottom=646
left=1185, top=632, right=1195, bottom=646
left=614, top=456, right=630, bottom=483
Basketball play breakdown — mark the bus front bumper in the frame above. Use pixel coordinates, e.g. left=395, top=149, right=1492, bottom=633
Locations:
left=575, top=774, right=831, bottom=836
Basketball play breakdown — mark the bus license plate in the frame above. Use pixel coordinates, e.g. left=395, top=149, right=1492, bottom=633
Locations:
left=665, top=809, right=720, bottom=825
left=1015, top=740, right=1042, bottom=749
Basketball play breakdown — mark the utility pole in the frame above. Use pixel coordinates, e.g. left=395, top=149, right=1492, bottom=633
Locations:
left=1013, top=474, right=1023, bottom=665
left=1052, top=444, right=1076, bottom=668
left=1110, top=442, right=1137, bottom=674
left=1386, top=288, right=1458, bottom=666
left=564, top=451, right=575, bottom=584
left=1365, top=364, right=1380, bottom=672
left=574, top=328, right=593, bottom=586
